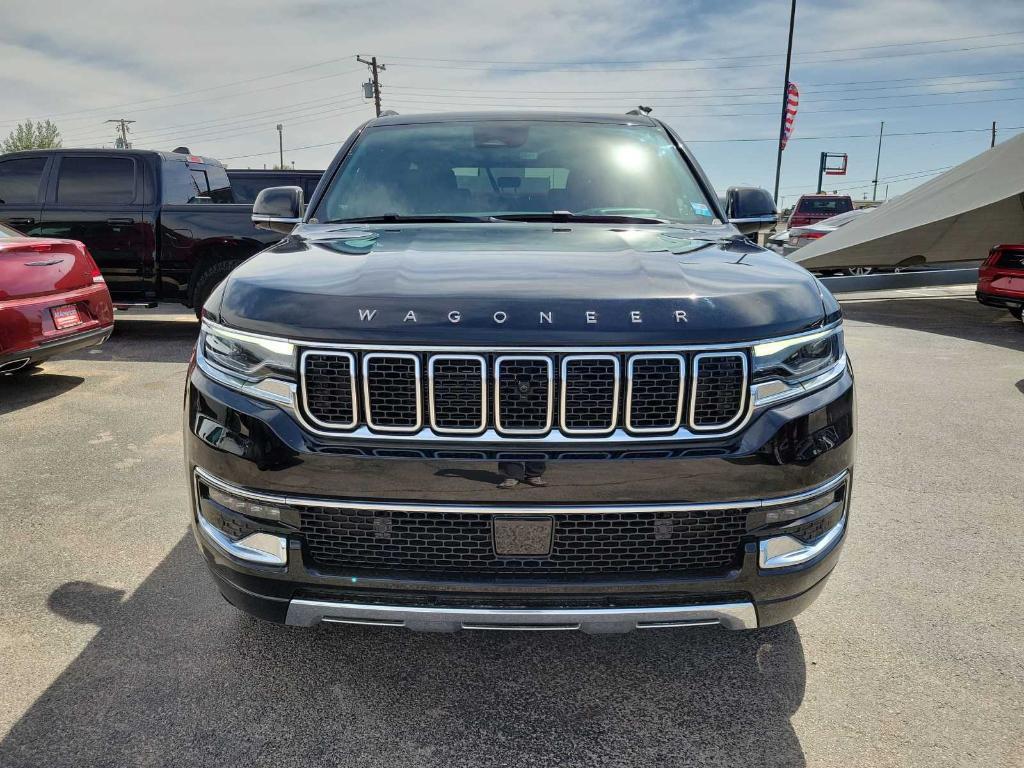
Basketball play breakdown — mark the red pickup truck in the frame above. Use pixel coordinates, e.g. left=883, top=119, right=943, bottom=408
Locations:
left=787, top=194, right=854, bottom=229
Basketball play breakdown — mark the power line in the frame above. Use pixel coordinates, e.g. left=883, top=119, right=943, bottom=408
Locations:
left=384, top=40, right=1024, bottom=73
left=379, top=83, right=1024, bottom=110
left=385, top=69, right=1024, bottom=95
left=688, top=126, right=1024, bottom=144
left=0, top=58, right=362, bottom=127
left=382, top=29, right=1024, bottom=67
left=1, top=67, right=366, bottom=130
left=386, top=74, right=1024, bottom=101
left=63, top=94, right=368, bottom=144
left=384, top=94, right=1024, bottom=117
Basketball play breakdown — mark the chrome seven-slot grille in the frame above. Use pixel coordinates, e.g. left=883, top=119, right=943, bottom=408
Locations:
left=300, top=348, right=748, bottom=437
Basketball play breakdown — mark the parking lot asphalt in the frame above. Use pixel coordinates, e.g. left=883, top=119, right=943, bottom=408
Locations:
left=0, top=292, right=1022, bottom=768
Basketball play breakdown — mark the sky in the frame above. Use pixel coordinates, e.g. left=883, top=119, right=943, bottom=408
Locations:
left=2, top=0, right=1023, bottom=208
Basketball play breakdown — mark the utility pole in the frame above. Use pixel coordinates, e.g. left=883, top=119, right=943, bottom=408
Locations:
left=106, top=118, right=136, bottom=149
left=871, top=121, right=884, bottom=202
left=772, top=0, right=797, bottom=205
left=357, top=55, right=386, bottom=117
left=276, top=124, right=283, bottom=169
left=991, top=121, right=997, bottom=148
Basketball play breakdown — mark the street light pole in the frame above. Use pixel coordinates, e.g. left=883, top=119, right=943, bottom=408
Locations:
left=276, top=124, right=283, bottom=169
left=772, top=0, right=797, bottom=206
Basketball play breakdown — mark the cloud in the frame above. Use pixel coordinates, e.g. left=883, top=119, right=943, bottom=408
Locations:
left=0, top=0, right=1020, bottom=200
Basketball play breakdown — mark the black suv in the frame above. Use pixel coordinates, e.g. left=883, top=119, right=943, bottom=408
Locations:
left=185, top=112, right=854, bottom=633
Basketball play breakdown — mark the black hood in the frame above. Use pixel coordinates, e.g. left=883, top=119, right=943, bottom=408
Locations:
left=216, top=223, right=829, bottom=344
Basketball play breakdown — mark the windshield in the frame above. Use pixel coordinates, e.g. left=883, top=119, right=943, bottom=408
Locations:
left=315, top=120, right=718, bottom=225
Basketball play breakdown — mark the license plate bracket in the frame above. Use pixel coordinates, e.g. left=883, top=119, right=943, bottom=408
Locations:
left=493, top=516, right=554, bottom=557
left=51, top=304, right=82, bottom=330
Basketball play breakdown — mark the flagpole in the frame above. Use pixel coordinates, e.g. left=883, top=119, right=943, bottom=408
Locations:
left=772, top=0, right=797, bottom=206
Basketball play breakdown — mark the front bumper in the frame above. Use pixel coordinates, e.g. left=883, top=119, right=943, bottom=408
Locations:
left=185, top=362, right=855, bottom=631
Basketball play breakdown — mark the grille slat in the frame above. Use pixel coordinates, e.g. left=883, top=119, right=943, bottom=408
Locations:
left=301, top=506, right=748, bottom=576
left=429, top=355, right=486, bottom=434
left=363, top=353, right=422, bottom=432
left=627, top=354, right=685, bottom=433
left=691, top=353, right=747, bottom=430
left=494, top=356, right=553, bottom=435
left=301, top=351, right=357, bottom=428
left=561, top=356, right=619, bottom=434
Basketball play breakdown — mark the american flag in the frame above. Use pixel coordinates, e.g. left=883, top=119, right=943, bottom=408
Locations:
left=780, top=82, right=800, bottom=150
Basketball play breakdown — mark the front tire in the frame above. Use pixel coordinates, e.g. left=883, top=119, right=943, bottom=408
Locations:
left=191, top=260, right=242, bottom=319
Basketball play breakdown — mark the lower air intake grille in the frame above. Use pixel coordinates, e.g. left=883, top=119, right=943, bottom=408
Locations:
left=301, top=507, right=749, bottom=576
left=430, top=356, right=485, bottom=433
left=627, top=355, right=684, bottom=432
left=692, top=353, right=747, bottom=429
left=561, top=356, right=618, bottom=433
left=495, top=357, right=552, bottom=434
left=363, top=354, right=421, bottom=431
left=302, top=352, right=356, bottom=428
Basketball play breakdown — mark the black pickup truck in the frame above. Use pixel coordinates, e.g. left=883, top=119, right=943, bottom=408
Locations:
left=0, top=148, right=283, bottom=313
left=186, top=112, right=854, bottom=633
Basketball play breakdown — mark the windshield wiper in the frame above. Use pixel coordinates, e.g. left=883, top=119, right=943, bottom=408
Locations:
left=489, top=211, right=668, bottom=224
left=325, top=214, right=487, bottom=224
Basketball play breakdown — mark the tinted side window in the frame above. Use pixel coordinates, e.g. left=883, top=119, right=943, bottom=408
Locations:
left=57, top=157, right=136, bottom=204
left=190, top=169, right=210, bottom=196
left=204, top=166, right=233, bottom=203
left=229, top=175, right=284, bottom=204
left=0, top=157, right=47, bottom=204
left=161, top=161, right=201, bottom=204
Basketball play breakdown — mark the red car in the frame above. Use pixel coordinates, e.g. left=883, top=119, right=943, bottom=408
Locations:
left=787, top=194, right=854, bottom=229
left=0, top=223, right=114, bottom=374
left=977, top=244, right=1024, bottom=324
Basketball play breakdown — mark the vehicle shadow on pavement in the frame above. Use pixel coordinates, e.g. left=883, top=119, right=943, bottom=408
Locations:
left=841, top=296, right=1024, bottom=352
left=1, top=535, right=808, bottom=768
left=62, top=316, right=199, bottom=365
left=0, top=373, right=83, bottom=415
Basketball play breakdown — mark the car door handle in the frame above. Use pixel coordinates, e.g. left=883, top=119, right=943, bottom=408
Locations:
left=7, top=217, right=35, bottom=226
left=106, top=217, right=135, bottom=224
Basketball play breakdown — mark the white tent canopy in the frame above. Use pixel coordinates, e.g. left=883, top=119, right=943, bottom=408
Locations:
left=793, top=132, right=1024, bottom=271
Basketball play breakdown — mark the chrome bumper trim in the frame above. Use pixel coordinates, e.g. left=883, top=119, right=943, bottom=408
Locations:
left=759, top=515, right=846, bottom=569
left=193, top=466, right=849, bottom=516
left=195, top=513, right=288, bottom=567
left=285, top=599, right=759, bottom=632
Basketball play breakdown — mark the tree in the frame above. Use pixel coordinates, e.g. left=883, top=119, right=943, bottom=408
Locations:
left=2, top=119, right=62, bottom=153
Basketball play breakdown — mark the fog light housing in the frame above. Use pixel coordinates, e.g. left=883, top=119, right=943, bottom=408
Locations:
left=758, top=516, right=845, bottom=569
left=196, top=513, right=288, bottom=566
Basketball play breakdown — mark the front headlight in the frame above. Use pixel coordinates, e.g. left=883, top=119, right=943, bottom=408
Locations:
left=197, top=321, right=296, bottom=404
left=750, top=325, right=846, bottom=406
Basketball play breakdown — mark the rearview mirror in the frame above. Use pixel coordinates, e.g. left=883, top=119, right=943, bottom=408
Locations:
left=252, top=186, right=303, bottom=234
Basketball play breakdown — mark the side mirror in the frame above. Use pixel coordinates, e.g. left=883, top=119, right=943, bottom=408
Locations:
left=252, top=186, right=303, bottom=234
